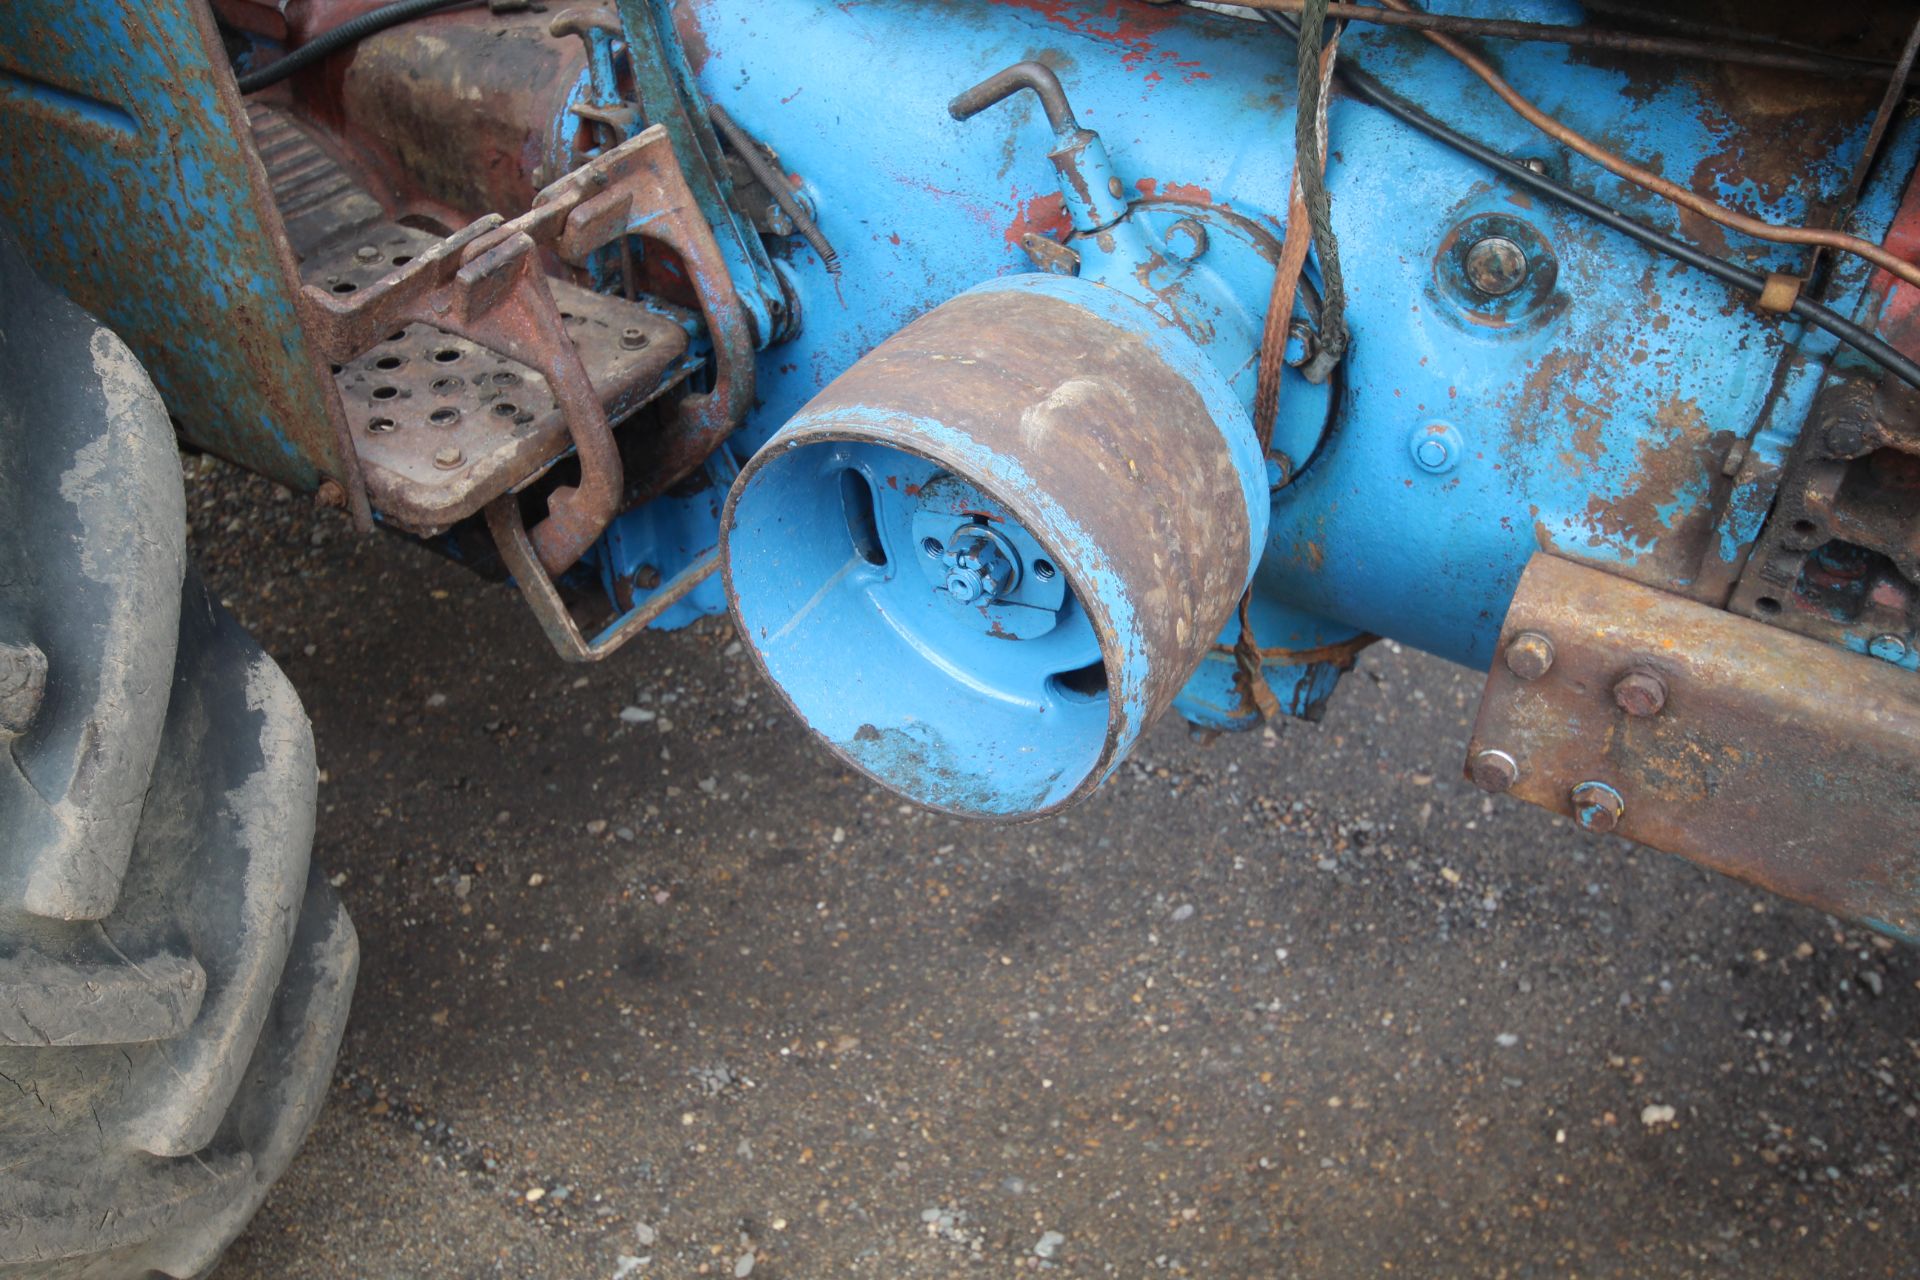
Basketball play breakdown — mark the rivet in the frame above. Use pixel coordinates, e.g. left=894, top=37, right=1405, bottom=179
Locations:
left=1469, top=748, right=1518, bottom=793
left=1569, top=780, right=1624, bottom=833
left=353, top=245, right=382, bottom=263
left=1612, top=670, right=1667, bottom=717
left=1464, top=235, right=1528, bottom=297
left=1408, top=422, right=1463, bottom=475
left=1503, top=630, right=1554, bottom=681
left=1107, top=175, right=1125, bottom=198
left=620, top=326, right=649, bottom=351
left=434, top=446, right=465, bottom=469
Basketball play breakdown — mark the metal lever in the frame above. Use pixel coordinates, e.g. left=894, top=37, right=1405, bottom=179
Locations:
left=949, top=61, right=1128, bottom=232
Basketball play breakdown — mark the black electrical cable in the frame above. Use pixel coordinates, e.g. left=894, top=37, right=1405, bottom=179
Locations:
left=1256, top=10, right=1920, bottom=391
left=235, top=0, right=474, bottom=94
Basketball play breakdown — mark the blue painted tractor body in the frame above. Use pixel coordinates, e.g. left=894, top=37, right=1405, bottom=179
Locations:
left=4, top=0, right=1919, bottom=930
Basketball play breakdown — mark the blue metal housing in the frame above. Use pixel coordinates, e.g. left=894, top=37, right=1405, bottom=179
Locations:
left=643, top=0, right=1918, bottom=702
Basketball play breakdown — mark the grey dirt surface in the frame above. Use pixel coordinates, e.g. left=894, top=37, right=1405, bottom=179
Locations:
left=187, top=456, right=1918, bottom=1280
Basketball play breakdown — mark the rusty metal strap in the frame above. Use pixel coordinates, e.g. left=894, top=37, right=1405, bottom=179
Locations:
left=1467, top=553, right=1920, bottom=940
left=484, top=495, right=719, bottom=662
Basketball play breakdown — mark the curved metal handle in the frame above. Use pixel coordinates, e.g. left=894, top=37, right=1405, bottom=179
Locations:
left=949, top=60, right=1080, bottom=141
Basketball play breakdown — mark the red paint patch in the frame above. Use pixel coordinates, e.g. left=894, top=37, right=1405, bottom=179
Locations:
left=1133, top=177, right=1214, bottom=205
left=1005, top=191, right=1073, bottom=247
left=984, top=0, right=1209, bottom=80
left=1871, top=167, right=1920, bottom=359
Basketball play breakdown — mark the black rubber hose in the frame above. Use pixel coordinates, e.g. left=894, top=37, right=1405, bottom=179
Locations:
left=235, top=0, right=474, bottom=94
left=1257, top=10, right=1920, bottom=390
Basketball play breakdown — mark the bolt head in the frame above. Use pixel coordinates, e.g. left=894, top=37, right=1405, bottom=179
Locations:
left=1469, top=748, right=1519, bottom=793
left=1464, top=235, right=1528, bottom=297
left=1504, top=631, right=1555, bottom=681
left=620, top=326, right=649, bottom=351
left=354, top=245, right=381, bottom=263
left=1612, top=670, right=1667, bottom=717
left=1569, top=780, right=1624, bottom=833
left=433, top=446, right=465, bottom=469
left=0, top=641, right=48, bottom=736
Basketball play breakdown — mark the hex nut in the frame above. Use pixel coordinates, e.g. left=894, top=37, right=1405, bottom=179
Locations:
left=1469, top=748, right=1519, bottom=794
left=1612, top=670, right=1667, bottom=718
left=1503, top=631, right=1555, bottom=681
left=1569, top=780, right=1624, bottom=833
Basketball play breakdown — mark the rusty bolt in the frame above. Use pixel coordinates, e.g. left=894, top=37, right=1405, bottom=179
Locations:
left=1464, top=235, right=1528, bottom=297
left=1569, top=781, right=1624, bottom=833
left=1503, top=631, right=1555, bottom=681
left=353, top=244, right=381, bottom=264
left=0, top=641, right=48, bottom=737
left=1469, top=748, right=1519, bottom=794
left=1612, top=670, right=1667, bottom=717
left=433, top=446, right=465, bottom=470
left=620, top=326, right=649, bottom=351
left=1107, top=175, right=1125, bottom=199
left=315, top=479, right=347, bottom=509
left=1823, top=417, right=1869, bottom=458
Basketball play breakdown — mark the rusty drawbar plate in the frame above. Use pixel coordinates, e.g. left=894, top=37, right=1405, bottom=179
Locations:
left=1467, top=553, right=1920, bottom=940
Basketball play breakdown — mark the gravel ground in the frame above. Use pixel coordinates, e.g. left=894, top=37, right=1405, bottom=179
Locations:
left=186, top=456, right=1918, bottom=1279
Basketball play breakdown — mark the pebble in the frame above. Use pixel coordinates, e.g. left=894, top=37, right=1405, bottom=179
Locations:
left=426, top=692, right=447, bottom=708
left=1034, top=1230, right=1066, bottom=1259
left=1170, top=903, right=1195, bottom=923
left=620, top=706, right=657, bottom=724
left=1640, top=1104, right=1677, bottom=1127
left=527, top=873, right=546, bottom=887
left=524, top=1186, right=546, bottom=1202
left=733, top=1254, right=756, bottom=1278
left=1862, top=971, right=1885, bottom=997
left=586, top=819, right=609, bottom=835
left=634, top=1223, right=657, bottom=1246
left=1495, top=1033, right=1519, bottom=1048
left=612, top=1257, right=649, bottom=1279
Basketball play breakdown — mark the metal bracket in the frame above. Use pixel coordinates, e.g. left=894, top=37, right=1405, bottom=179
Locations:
left=1467, top=553, right=1920, bottom=940
left=299, top=124, right=752, bottom=582
left=485, top=499, right=719, bottom=662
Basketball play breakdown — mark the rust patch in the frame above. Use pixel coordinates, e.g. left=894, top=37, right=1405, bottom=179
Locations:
left=1134, top=177, right=1214, bottom=205
left=1467, top=554, right=1920, bottom=938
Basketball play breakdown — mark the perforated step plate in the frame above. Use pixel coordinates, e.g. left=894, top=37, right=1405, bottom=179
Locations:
left=304, top=225, right=693, bottom=533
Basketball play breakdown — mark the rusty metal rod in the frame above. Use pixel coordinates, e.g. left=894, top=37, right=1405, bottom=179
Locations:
left=1226, top=1, right=1904, bottom=80
left=707, top=102, right=840, bottom=275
